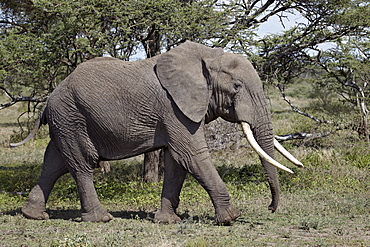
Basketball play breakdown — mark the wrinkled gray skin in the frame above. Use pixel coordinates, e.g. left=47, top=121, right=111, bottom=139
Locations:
left=21, top=41, right=279, bottom=225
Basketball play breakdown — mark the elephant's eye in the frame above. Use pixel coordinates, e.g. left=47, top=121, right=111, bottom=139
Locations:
left=233, top=81, right=242, bottom=92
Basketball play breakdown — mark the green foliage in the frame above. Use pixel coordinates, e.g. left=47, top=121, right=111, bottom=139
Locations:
left=217, top=164, right=265, bottom=184
left=0, top=0, right=226, bottom=100
left=0, top=164, right=41, bottom=193
left=254, top=1, right=370, bottom=139
left=2, top=0, right=369, bottom=143
left=343, top=143, right=370, bottom=169
left=278, top=145, right=369, bottom=196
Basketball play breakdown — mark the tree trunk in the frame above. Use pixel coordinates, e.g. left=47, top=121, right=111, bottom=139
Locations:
left=142, top=26, right=161, bottom=58
left=142, top=25, right=164, bottom=183
left=143, top=149, right=164, bottom=183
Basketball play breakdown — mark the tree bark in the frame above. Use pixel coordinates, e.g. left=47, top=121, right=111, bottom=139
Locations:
left=143, top=149, right=164, bottom=183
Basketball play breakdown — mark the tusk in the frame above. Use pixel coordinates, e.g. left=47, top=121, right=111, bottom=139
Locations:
left=241, top=122, right=294, bottom=174
left=274, top=139, right=304, bottom=167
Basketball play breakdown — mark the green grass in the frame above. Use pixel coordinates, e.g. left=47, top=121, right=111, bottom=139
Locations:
left=1, top=148, right=369, bottom=246
left=1, top=88, right=370, bottom=246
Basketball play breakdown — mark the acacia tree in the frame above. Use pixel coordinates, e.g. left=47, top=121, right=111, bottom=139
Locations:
left=0, top=0, right=226, bottom=107
left=307, top=36, right=370, bottom=141
left=249, top=0, right=370, bottom=140
left=4, top=0, right=367, bottom=110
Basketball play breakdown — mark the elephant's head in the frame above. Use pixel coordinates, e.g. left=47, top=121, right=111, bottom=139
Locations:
left=157, top=41, right=303, bottom=212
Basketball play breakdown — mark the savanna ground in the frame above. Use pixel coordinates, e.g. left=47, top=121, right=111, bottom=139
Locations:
left=0, top=83, right=369, bottom=246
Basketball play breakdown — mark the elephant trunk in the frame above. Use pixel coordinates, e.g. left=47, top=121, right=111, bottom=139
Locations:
left=241, top=121, right=281, bottom=212
left=241, top=123, right=293, bottom=173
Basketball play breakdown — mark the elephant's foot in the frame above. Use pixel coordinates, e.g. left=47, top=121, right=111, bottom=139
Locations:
left=22, top=185, right=49, bottom=220
left=268, top=200, right=278, bottom=213
left=22, top=200, right=49, bottom=220
left=81, top=207, right=113, bottom=222
left=215, top=206, right=241, bottom=225
left=154, top=210, right=181, bottom=224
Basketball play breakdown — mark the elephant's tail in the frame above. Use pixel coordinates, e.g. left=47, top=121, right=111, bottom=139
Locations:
left=9, top=104, right=47, bottom=147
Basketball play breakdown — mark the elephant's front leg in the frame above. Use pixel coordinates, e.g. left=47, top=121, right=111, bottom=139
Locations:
left=155, top=149, right=187, bottom=223
left=189, top=152, right=241, bottom=225
left=72, top=171, right=113, bottom=222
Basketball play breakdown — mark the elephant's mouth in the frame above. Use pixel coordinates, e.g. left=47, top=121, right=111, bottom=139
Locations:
left=241, top=122, right=304, bottom=173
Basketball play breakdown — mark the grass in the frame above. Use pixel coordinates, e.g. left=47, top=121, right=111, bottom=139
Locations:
left=1, top=88, right=370, bottom=246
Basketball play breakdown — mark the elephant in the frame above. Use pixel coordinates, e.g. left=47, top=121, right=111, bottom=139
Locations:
left=11, top=41, right=303, bottom=225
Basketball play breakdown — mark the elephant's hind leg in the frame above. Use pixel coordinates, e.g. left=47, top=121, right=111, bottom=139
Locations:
left=70, top=171, right=113, bottom=222
left=22, top=141, right=68, bottom=220
left=52, top=118, right=113, bottom=222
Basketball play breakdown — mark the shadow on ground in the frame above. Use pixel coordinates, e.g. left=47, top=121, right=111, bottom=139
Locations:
left=2, top=208, right=221, bottom=224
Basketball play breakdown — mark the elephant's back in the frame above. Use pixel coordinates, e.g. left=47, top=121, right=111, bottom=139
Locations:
left=52, top=56, right=166, bottom=111
left=70, top=57, right=165, bottom=112
left=46, top=56, right=169, bottom=158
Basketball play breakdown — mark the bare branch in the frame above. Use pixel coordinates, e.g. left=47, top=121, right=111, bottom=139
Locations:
left=217, top=1, right=295, bottom=47
left=0, top=87, right=47, bottom=110
left=275, top=131, right=332, bottom=141
left=277, top=84, right=333, bottom=124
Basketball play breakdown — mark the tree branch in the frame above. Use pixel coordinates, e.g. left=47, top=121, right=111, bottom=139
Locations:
left=275, top=131, right=332, bottom=141
left=277, top=84, right=333, bottom=124
left=217, top=1, right=294, bottom=47
left=0, top=87, right=47, bottom=110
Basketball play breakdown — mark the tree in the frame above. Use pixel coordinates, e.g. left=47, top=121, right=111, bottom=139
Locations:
left=245, top=0, right=370, bottom=140
left=1, top=0, right=226, bottom=106
left=308, top=36, right=370, bottom=141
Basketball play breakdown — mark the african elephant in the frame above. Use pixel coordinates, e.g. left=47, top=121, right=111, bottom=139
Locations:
left=11, top=41, right=303, bottom=225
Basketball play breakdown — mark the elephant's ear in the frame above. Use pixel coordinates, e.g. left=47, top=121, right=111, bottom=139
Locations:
left=156, top=41, right=224, bottom=123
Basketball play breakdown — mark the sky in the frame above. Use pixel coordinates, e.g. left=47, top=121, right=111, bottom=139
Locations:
left=257, top=12, right=307, bottom=37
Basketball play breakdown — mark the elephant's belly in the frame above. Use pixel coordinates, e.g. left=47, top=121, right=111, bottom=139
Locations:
left=90, top=122, right=167, bottom=161
left=99, top=141, right=163, bottom=160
